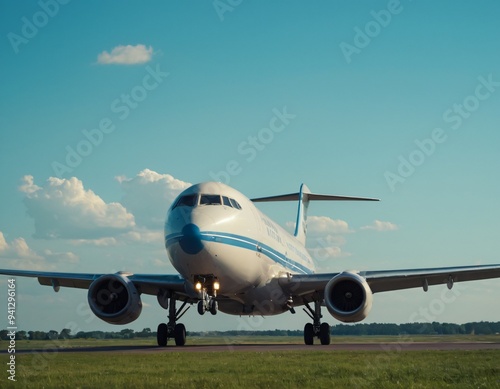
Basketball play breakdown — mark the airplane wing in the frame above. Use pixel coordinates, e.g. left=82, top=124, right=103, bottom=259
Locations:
left=4, top=264, right=500, bottom=298
left=281, top=264, right=500, bottom=298
left=0, top=269, right=187, bottom=297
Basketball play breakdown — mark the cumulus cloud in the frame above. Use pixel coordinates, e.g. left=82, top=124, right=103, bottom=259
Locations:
left=0, top=231, right=79, bottom=270
left=361, top=220, right=399, bottom=232
left=71, top=230, right=163, bottom=247
left=70, top=237, right=118, bottom=247
left=116, top=169, right=191, bottom=229
left=307, top=217, right=352, bottom=261
left=19, top=176, right=135, bottom=239
left=123, top=229, right=164, bottom=245
left=286, top=216, right=352, bottom=261
left=97, top=44, right=153, bottom=65
left=307, top=234, right=351, bottom=265
left=0, top=232, right=41, bottom=260
left=307, top=216, right=352, bottom=234
left=42, top=249, right=79, bottom=264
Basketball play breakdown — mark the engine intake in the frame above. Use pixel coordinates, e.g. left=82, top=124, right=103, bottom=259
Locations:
left=88, top=273, right=142, bottom=325
left=324, top=271, right=373, bottom=323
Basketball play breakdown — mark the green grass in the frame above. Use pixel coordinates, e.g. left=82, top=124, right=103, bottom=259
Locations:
left=9, top=334, right=500, bottom=350
left=3, top=350, right=500, bottom=388
left=3, top=336, right=500, bottom=388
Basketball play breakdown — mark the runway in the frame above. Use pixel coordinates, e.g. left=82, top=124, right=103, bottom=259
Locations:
left=8, top=342, right=500, bottom=354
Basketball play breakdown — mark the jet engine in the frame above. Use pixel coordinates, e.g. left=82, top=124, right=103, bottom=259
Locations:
left=324, top=271, right=373, bottom=323
left=88, top=273, right=142, bottom=325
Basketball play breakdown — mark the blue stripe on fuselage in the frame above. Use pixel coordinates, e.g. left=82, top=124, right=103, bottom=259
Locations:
left=166, top=231, right=314, bottom=275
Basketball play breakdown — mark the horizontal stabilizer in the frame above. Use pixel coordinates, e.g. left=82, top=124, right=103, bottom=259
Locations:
left=252, top=185, right=379, bottom=246
left=251, top=192, right=380, bottom=203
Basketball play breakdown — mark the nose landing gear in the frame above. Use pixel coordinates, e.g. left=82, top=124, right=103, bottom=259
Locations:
left=194, top=275, right=219, bottom=316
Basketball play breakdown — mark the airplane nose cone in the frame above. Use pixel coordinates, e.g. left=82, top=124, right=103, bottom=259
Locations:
left=179, top=223, right=204, bottom=254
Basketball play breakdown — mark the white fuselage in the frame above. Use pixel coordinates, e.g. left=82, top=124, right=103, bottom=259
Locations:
left=164, top=182, right=315, bottom=315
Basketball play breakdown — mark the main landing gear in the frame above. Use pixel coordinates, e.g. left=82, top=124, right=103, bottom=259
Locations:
left=195, top=275, right=219, bottom=316
left=157, top=293, right=189, bottom=347
left=303, top=299, right=331, bottom=345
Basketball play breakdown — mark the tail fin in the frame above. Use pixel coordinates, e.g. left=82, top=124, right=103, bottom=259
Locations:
left=294, top=184, right=311, bottom=245
left=251, top=184, right=379, bottom=246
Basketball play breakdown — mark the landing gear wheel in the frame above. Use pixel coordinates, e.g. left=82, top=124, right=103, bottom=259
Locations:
left=209, top=300, right=218, bottom=315
left=157, top=293, right=190, bottom=347
left=197, top=300, right=205, bottom=315
left=157, top=323, right=168, bottom=347
left=304, top=323, right=314, bottom=345
left=319, top=322, right=331, bottom=345
left=174, top=323, right=186, bottom=346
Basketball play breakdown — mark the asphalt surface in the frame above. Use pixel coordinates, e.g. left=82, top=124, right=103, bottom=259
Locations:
left=7, top=342, right=500, bottom=354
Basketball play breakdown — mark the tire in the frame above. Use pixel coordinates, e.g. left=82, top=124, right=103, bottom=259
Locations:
left=209, top=300, right=218, bottom=315
left=197, top=301, right=205, bottom=315
left=319, top=322, right=331, bottom=345
left=157, top=323, right=168, bottom=347
left=174, top=323, right=186, bottom=346
left=304, top=323, right=314, bottom=345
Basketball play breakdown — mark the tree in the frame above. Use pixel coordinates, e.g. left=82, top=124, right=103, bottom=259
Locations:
left=59, top=328, right=71, bottom=339
left=120, top=329, right=135, bottom=339
left=16, top=331, right=27, bottom=340
left=47, top=330, right=59, bottom=340
left=137, top=328, right=152, bottom=338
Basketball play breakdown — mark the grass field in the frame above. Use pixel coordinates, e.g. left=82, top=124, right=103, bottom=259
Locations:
left=2, top=336, right=500, bottom=388
left=9, top=334, right=500, bottom=350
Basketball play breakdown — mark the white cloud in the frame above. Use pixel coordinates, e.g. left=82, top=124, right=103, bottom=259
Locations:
left=18, top=175, right=40, bottom=194
left=0, top=231, right=79, bottom=270
left=97, top=44, right=153, bottom=65
left=361, top=220, right=399, bottom=232
left=70, top=237, right=118, bottom=247
left=285, top=216, right=353, bottom=262
left=116, top=169, right=191, bottom=229
left=308, top=246, right=343, bottom=259
left=0, top=232, right=8, bottom=252
left=123, top=229, right=164, bottom=245
left=307, top=230, right=351, bottom=262
left=307, top=216, right=352, bottom=234
left=0, top=232, right=41, bottom=260
left=19, top=175, right=135, bottom=239
left=43, top=249, right=79, bottom=264
left=71, top=230, right=163, bottom=247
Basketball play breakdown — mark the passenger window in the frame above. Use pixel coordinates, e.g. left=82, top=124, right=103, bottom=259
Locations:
left=200, top=194, right=222, bottom=205
left=222, top=196, right=232, bottom=207
left=173, top=194, right=198, bottom=208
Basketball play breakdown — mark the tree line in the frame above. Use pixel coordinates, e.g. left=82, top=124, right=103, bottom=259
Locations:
left=1, top=321, right=499, bottom=341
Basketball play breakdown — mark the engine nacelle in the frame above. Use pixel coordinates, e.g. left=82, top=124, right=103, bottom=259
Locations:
left=324, top=271, right=373, bottom=323
left=88, top=273, right=142, bottom=325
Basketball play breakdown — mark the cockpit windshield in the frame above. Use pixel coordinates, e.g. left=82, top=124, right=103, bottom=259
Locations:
left=173, top=194, right=198, bottom=208
left=200, top=194, right=222, bottom=205
left=173, top=193, right=242, bottom=210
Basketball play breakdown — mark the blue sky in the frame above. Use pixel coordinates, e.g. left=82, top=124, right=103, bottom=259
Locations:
left=0, top=1, right=499, bottom=334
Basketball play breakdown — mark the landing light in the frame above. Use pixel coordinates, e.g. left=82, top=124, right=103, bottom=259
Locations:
left=195, top=282, right=202, bottom=290
left=213, top=281, right=220, bottom=290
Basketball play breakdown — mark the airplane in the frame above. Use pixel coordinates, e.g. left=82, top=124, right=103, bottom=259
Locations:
left=1, top=181, right=500, bottom=346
